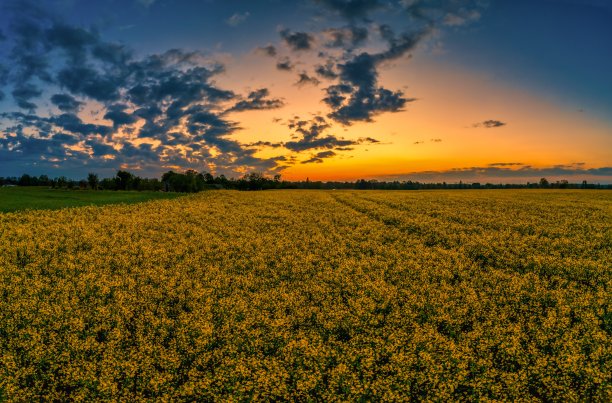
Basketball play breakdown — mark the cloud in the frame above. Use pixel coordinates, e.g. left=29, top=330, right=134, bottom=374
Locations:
left=302, top=150, right=337, bottom=164
left=315, top=62, right=338, bottom=79
left=382, top=165, right=612, bottom=184
left=321, top=26, right=426, bottom=124
left=488, top=162, right=524, bottom=167
left=0, top=7, right=289, bottom=177
left=50, top=93, right=83, bottom=112
left=280, top=29, right=315, bottom=51
left=474, top=120, right=507, bottom=128
left=296, top=72, right=321, bottom=86
left=271, top=1, right=485, bottom=125
left=226, top=88, right=285, bottom=113
left=276, top=58, right=294, bottom=71
left=246, top=141, right=283, bottom=149
left=257, top=45, right=277, bottom=57
left=323, top=26, right=369, bottom=48
left=103, top=104, right=138, bottom=128
left=283, top=115, right=378, bottom=152
left=226, top=12, right=250, bottom=27
left=11, top=84, right=42, bottom=110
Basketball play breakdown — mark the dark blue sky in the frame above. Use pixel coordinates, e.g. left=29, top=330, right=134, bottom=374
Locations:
left=0, top=0, right=610, bottom=181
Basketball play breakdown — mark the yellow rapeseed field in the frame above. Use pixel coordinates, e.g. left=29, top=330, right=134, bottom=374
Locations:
left=0, top=190, right=610, bottom=401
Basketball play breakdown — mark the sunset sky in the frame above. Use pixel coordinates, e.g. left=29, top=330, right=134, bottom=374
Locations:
left=0, top=0, right=610, bottom=183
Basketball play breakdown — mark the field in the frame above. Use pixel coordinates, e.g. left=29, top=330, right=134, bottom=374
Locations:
left=0, top=190, right=610, bottom=401
left=0, top=187, right=183, bottom=213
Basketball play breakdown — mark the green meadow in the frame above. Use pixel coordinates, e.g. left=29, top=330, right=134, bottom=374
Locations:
left=0, top=186, right=183, bottom=213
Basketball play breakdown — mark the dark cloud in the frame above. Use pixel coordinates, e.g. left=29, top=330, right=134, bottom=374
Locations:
left=103, top=104, right=138, bottom=128
left=11, top=84, right=42, bottom=110
left=474, top=120, right=507, bottom=128
left=257, top=45, right=277, bottom=57
left=488, top=162, right=524, bottom=167
left=283, top=115, right=377, bottom=152
left=45, top=24, right=97, bottom=64
left=302, top=150, right=337, bottom=164
left=280, top=29, right=315, bottom=51
left=382, top=165, right=612, bottom=183
left=315, top=62, right=338, bottom=79
left=246, top=141, right=283, bottom=148
left=360, top=137, right=379, bottom=143
left=276, top=58, right=294, bottom=71
left=321, top=27, right=426, bottom=124
left=227, top=88, right=284, bottom=113
left=292, top=1, right=485, bottom=125
left=0, top=7, right=289, bottom=177
left=296, top=72, right=321, bottom=86
left=57, top=65, right=122, bottom=102
left=324, top=26, right=369, bottom=48
left=50, top=93, right=82, bottom=112
left=50, top=113, right=113, bottom=137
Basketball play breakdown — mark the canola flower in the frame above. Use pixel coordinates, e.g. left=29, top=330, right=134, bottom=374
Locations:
left=0, top=189, right=610, bottom=401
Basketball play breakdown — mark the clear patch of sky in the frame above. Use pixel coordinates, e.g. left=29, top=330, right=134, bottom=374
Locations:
left=432, top=0, right=612, bottom=122
left=51, top=0, right=309, bottom=56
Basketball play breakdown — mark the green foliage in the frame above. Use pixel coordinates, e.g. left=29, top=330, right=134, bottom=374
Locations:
left=0, top=187, right=183, bottom=213
left=0, top=190, right=610, bottom=400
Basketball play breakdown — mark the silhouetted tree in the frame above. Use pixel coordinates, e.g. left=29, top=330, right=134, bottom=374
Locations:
left=87, top=173, right=99, bottom=190
left=115, top=170, right=135, bottom=190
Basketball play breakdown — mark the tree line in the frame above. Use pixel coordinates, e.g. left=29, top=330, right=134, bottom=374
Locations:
left=0, top=171, right=609, bottom=191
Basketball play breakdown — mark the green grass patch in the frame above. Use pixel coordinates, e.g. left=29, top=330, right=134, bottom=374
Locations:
left=0, top=186, right=184, bottom=212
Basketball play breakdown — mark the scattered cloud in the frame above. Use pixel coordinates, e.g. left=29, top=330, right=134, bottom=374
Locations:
left=0, top=6, right=288, bottom=177
left=302, top=150, right=337, bottom=164
left=227, top=88, right=284, bottom=113
left=276, top=58, right=294, bottom=71
left=257, top=45, right=277, bottom=57
left=226, top=12, right=250, bottom=27
left=488, top=162, right=524, bottom=167
left=50, top=93, right=83, bottom=112
left=296, top=72, right=321, bottom=87
left=280, top=29, right=315, bottom=51
left=474, top=120, right=507, bottom=128
left=382, top=165, right=612, bottom=184
left=283, top=115, right=377, bottom=152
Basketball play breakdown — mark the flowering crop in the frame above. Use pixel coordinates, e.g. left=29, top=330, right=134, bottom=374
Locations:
left=0, top=190, right=610, bottom=401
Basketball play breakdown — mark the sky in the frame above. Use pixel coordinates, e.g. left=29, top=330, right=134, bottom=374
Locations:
left=0, top=0, right=610, bottom=183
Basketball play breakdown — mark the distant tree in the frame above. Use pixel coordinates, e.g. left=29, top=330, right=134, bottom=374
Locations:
left=18, top=174, right=33, bottom=186
left=203, top=172, right=215, bottom=184
left=57, top=176, right=68, bottom=188
left=38, top=175, right=50, bottom=186
left=87, top=173, right=99, bottom=190
left=99, top=178, right=116, bottom=190
left=539, top=177, right=549, bottom=188
left=115, top=170, right=135, bottom=190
